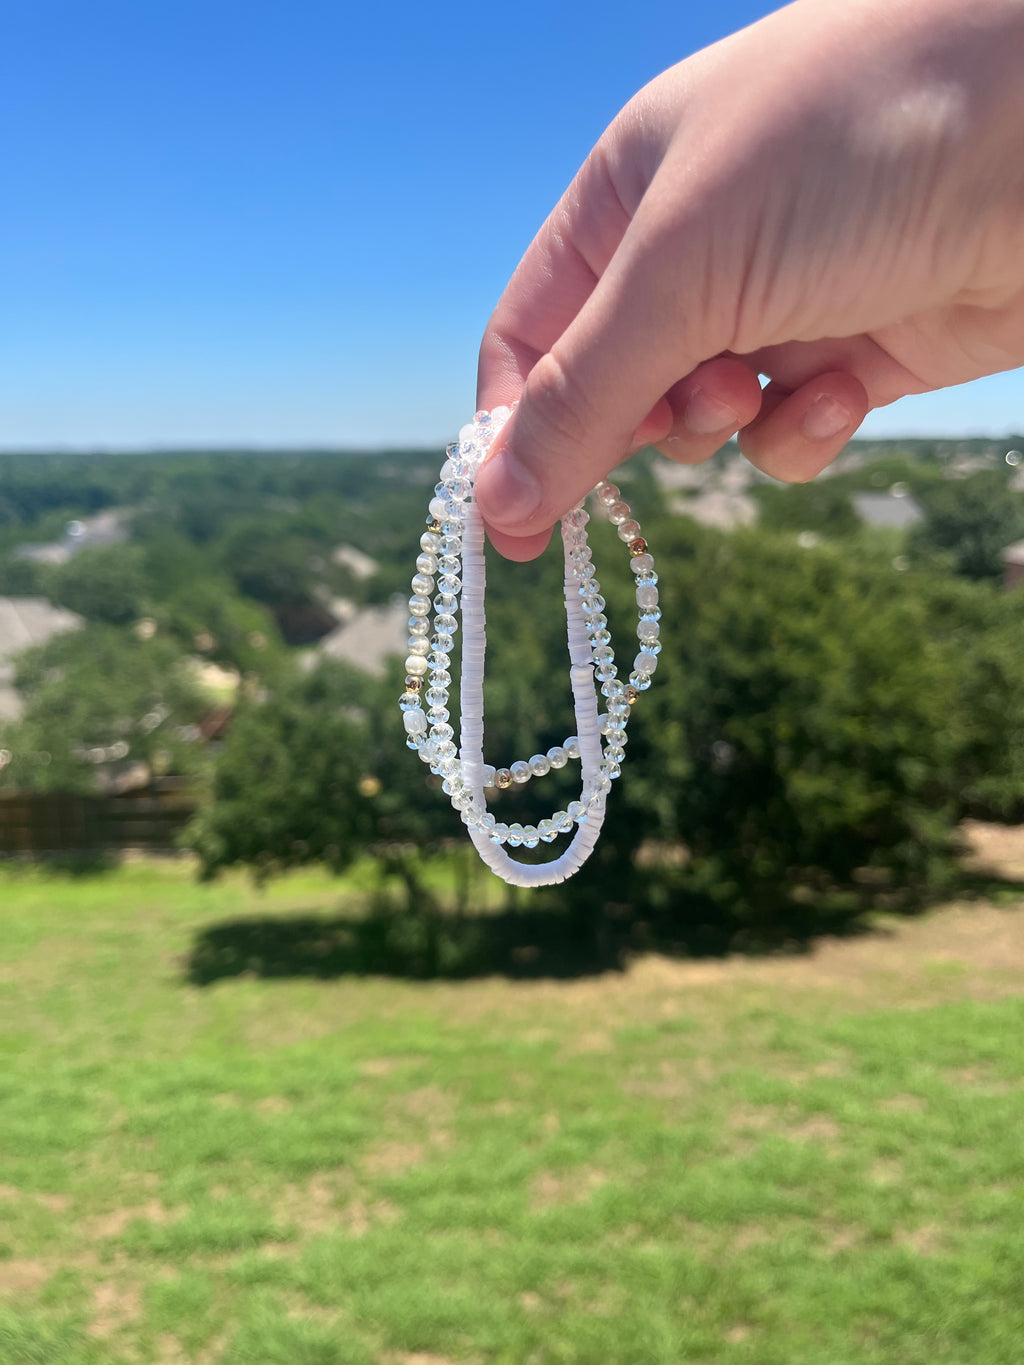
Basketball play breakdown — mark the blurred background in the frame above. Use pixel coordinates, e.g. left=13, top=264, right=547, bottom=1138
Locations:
left=1, top=3, right=1023, bottom=1363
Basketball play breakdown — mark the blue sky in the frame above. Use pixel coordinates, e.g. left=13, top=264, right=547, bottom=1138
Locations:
left=1, top=0, right=1020, bottom=450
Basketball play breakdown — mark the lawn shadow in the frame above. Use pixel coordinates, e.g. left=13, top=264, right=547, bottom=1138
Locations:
left=185, top=900, right=621, bottom=985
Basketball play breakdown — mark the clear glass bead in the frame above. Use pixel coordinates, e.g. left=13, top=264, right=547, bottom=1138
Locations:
left=595, top=662, right=617, bottom=683
left=419, top=741, right=437, bottom=764
left=409, top=595, right=431, bottom=617
left=399, top=691, right=422, bottom=711
left=433, top=593, right=458, bottom=615
left=584, top=616, right=609, bottom=637
left=438, top=554, right=460, bottom=574
left=448, top=477, right=471, bottom=501
left=639, top=639, right=661, bottom=656
left=428, top=649, right=450, bottom=670
left=522, top=825, right=540, bottom=849
left=438, top=574, right=462, bottom=595
left=630, top=554, right=654, bottom=576
left=435, top=740, right=457, bottom=760
left=435, top=613, right=458, bottom=635
left=511, top=760, right=531, bottom=784
left=638, top=619, right=660, bottom=644
left=529, top=753, right=550, bottom=777
left=507, top=823, right=524, bottom=847
left=629, top=670, right=653, bottom=692
left=639, top=607, right=662, bottom=623
left=538, top=818, right=558, bottom=843
left=567, top=800, right=586, bottom=824
left=607, top=501, right=630, bottom=525
left=606, top=728, right=627, bottom=748
left=635, top=584, right=659, bottom=609
left=430, top=669, right=452, bottom=688
left=440, top=457, right=458, bottom=481
left=637, top=570, right=659, bottom=588
left=593, top=644, right=614, bottom=663
left=554, top=809, right=573, bottom=834
left=563, top=506, right=589, bottom=530
left=431, top=722, right=454, bottom=742
left=427, top=705, right=450, bottom=724
left=490, top=822, right=510, bottom=845
left=426, top=687, right=449, bottom=707
left=439, top=536, right=462, bottom=557
left=441, top=517, right=462, bottom=537
left=546, top=745, right=568, bottom=769
left=605, top=744, right=626, bottom=764
left=580, top=593, right=606, bottom=614
left=431, top=632, right=454, bottom=653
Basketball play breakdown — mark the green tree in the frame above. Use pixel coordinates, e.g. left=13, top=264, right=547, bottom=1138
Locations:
left=0, top=625, right=211, bottom=794
left=50, top=544, right=149, bottom=624
left=910, top=470, right=1024, bottom=579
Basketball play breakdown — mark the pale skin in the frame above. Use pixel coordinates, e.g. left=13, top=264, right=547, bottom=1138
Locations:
left=475, top=0, right=1024, bottom=561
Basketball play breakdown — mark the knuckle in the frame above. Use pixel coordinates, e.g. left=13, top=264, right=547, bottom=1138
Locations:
left=522, top=353, right=596, bottom=453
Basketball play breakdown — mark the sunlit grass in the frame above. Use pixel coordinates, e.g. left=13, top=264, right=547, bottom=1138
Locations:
left=1, top=859, right=1023, bottom=1363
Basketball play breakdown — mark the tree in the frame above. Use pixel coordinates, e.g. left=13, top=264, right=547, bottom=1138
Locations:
left=910, top=470, right=1024, bottom=579
left=50, top=545, right=149, bottom=625
left=0, top=625, right=211, bottom=794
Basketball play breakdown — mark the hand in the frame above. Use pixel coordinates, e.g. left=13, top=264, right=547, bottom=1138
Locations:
left=475, top=0, right=1024, bottom=560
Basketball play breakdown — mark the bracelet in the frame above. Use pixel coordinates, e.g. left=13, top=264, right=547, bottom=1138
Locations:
left=399, top=408, right=660, bottom=887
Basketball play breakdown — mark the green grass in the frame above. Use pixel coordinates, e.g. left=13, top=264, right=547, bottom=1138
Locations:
left=1, top=858, right=1023, bottom=1363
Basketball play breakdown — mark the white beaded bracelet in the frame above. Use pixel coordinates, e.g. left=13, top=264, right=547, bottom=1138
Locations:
left=399, top=408, right=661, bottom=887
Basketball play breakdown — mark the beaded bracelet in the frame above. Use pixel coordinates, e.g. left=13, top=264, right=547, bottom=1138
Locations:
left=399, top=408, right=660, bottom=887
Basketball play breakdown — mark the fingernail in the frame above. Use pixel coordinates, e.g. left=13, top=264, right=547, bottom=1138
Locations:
left=476, top=448, right=543, bottom=527
left=683, top=387, right=741, bottom=436
left=802, top=395, right=851, bottom=441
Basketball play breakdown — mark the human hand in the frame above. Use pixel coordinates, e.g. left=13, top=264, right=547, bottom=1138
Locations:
left=475, top=0, right=1024, bottom=560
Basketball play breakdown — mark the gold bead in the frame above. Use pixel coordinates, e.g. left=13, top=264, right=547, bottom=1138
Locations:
left=629, top=537, right=647, bottom=556
left=495, top=768, right=513, bottom=790
left=625, top=685, right=639, bottom=705
left=405, top=676, right=422, bottom=691
left=427, top=518, right=443, bottom=533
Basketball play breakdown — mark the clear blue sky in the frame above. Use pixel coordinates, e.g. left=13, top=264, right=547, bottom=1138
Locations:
left=1, top=0, right=1021, bottom=450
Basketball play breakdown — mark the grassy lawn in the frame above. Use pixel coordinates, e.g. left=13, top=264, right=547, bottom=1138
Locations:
left=1, top=852, right=1023, bottom=1364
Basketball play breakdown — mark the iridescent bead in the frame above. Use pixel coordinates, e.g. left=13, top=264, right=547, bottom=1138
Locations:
left=630, top=553, right=654, bottom=576
left=405, top=655, right=429, bottom=677
left=546, top=745, right=568, bottom=769
left=482, top=765, right=496, bottom=787
left=529, top=753, right=550, bottom=777
left=617, top=519, right=641, bottom=543
left=495, top=769, right=513, bottom=790
left=511, top=761, right=531, bottom=784
left=409, top=595, right=431, bottom=617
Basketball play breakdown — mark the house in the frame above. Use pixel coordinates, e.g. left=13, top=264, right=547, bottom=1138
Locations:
left=0, top=597, right=83, bottom=720
left=850, top=491, right=925, bottom=530
left=14, top=509, right=129, bottom=567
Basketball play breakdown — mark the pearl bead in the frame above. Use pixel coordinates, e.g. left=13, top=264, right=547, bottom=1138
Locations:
left=416, top=553, right=438, bottom=575
left=405, top=655, right=429, bottom=677
left=607, top=502, right=630, bottom=525
left=598, top=484, right=620, bottom=506
left=407, top=638, right=430, bottom=657
left=617, top=519, right=641, bottom=543
left=411, top=572, right=434, bottom=597
left=409, top=595, right=431, bottom=617
left=420, top=531, right=441, bottom=553
left=529, top=753, right=550, bottom=777
left=511, top=761, right=531, bottom=784
left=546, top=746, right=568, bottom=769
left=565, top=736, right=581, bottom=759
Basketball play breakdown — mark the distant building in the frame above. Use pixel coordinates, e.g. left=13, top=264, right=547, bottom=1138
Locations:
left=330, top=544, right=380, bottom=581
left=14, top=509, right=129, bottom=567
left=1000, top=539, right=1024, bottom=591
left=316, top=600, right=407, bottom=676
left=0, top=597, right=83, bottom=720
left=851, top=491, right=925, bottom=530
left=673, top=490, right=758, bottom=530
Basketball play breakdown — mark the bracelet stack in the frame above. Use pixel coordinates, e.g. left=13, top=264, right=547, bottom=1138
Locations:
left=399, top=408, right=660, bottom=887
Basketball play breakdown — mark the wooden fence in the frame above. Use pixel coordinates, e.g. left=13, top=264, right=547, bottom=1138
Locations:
left=0, top=778, right=197, bottom=857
